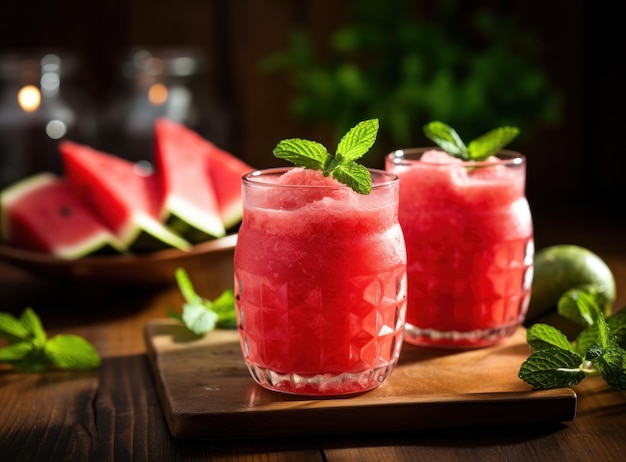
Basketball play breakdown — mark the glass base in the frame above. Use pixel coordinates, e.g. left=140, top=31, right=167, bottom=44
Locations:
left=245, top=362, right=397, bottom=396
left=403, top=320, right=522, bottom=349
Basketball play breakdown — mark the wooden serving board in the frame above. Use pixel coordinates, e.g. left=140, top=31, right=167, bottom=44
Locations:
left=144, top=320, right=577, bottom=440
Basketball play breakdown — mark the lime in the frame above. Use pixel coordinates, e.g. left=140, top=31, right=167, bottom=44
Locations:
left=527, top=244, right=616, bottom=322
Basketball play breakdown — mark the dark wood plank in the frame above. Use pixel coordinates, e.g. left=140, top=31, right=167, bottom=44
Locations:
left=319, top=375, right=626, bottom=462
left=144, top=321, right=576, bottom=440
left=0, top=276, right=323, bottom=462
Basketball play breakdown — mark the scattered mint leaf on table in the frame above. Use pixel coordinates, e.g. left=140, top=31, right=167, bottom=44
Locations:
left=518, top=347, right=587, bottom=389
left=45, top=335, right=102, bottom=370
left=525, top=323, right=577, bottom=353
left=272, top=118, right=379, bottom=194
left=519, top=287, right=626, bottom=390
left=169, top=268, right=237, bottom=335
left=423, top=121, right=520, bottom=161
left=0, top=307, right=100, bottom=372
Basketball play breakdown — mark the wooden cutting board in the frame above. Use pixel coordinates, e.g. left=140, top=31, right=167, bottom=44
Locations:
left=144, top=320, right=576, bottom=440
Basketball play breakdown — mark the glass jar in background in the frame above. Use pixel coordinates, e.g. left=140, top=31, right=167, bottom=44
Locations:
left=386, top=148, right=534, bottom=349
left=0, top=52, right=97, bottom=188
left=97, top=47, right=232, bottom=166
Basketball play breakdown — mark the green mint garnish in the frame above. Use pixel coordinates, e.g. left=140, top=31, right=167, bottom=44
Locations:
left=0, top=307, right=101, bottom=372
left=423, top=121, right=520, bottom=161
left=518, top=287, right=626, bottom=390
left=272, top=118, right=379, bottom=194
left=167, top=268, right=237, bottom=335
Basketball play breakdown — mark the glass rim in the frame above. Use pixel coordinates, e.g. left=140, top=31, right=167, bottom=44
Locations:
left=387, top=147, right=525, bottom=167
left=242, top=167, right=399, bottom=190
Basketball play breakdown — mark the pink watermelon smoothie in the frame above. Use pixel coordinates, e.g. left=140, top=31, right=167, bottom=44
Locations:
left=386, top=149, right=534, bottom=348
left=234, top=168, right=407, bottom=395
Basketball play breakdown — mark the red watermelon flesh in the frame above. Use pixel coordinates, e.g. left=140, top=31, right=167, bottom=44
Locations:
left=205, top=138, right=253, bottom=230
left=153, top=118, right=225, bottom=241
left=0, top=173, right=127, bottom=259
left=59, top=141, right=190, bottom=252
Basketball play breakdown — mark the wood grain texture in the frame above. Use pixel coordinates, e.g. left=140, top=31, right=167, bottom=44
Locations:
left=1, top=247, right=625, bottom=461
left=2, top=207, right=626, bottom=461
left=144, top=321, right=576, bottom=440
left=0, top=273, right=322, bottom=462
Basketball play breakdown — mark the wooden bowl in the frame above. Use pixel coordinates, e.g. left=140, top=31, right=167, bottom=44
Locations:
left=0, top=234, right=236, bottom=288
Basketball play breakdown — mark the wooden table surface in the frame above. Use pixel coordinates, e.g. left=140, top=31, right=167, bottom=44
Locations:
left=1, top=208, right=626, bottom=462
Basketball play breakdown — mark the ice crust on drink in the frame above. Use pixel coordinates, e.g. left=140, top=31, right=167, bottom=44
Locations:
left=400, top=149, right=524, bottom=211
left=261, top=168, right=357, bottom=211
left=278, top=168, right=342, bottom=187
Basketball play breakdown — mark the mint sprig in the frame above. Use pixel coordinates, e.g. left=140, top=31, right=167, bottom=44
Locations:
left=0, top=307, right=101, bottom=372
left=519, top=287, right=626, bottom=390
left=167, top=268, right=237, bottom=335
left=272, top=119, right=379, bottom=194
left=423, top=121, right=520, bottom=161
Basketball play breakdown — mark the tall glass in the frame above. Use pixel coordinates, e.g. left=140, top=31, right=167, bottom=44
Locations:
left=234, top=168, right=407, bottom=396
left=386, top=148, right=534, bottom=348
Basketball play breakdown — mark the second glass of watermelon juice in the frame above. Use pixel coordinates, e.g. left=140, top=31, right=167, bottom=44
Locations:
left=234, top=167, right=407, bottom=396
left=385, top=148, right=534, bottom=349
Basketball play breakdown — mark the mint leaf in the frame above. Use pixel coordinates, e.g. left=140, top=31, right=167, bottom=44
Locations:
left=607, top=307, right=626, bottom=348
left=0, top=308, right=101, bottom=372
left=557, top=287, right=601, bottom=327
left=521, top=285, right=626, bottom=391
left=176, top=267, right=203, bottom=305
left=575, top=326, right=600, bottom=356
left=0, top=312, right=30, bottom=343
left=273, top=119, right=378, bottom=194
left=20, top=307, right=47, bottom=346
left=166, top=308, right=182, bottom=321
left=0, top=342, right=33, bottom=361
left=585, top=302, right=612, bottom=351
left=172, top=268, right=237, bottom=334
left=12, top=350, right=54, bottom=373
left=518, top=348, right=586, bottom=389
left=423, top=121, right=520, bottom=161
left=466, top=126, right=520, bottom=160
left=574, top=298, right=626, bottom=355
left=182, top=303, right=218, bottom=336
left=211, top=290, right=237, bottom=328
left=273, top=138, right=328, bottom=170
left=330, top=161, right=372, bottom=195
left=44, top=335, right=101, bottom=370
left=526, top=323, right=577, bottom=354
left=336, top=118, right=379, bottom=161
left=588, top=344, right=626, bottom=390
left=423, top=121, right=467, bottom=158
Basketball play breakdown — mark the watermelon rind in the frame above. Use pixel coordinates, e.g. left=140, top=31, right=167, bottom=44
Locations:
left=165, top=212, right=215, bottom=244
left=0, top=172, right=127, bottom=259
left=162, top=194, right=226, bottom=243
left=127, top=213, right=191, bottom=253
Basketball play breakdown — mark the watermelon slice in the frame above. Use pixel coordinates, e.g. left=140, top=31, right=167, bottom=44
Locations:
left=153, top=118, right=226, bottom=243
left=59, top=141, right=191, bottom=253
left=205, top=137, right=253, bottom=230
left=154, top=118, right=252, bottom=231
left=0, top=173, right=127, bottom=259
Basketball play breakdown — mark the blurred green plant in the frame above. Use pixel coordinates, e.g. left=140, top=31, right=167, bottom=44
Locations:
left=262, top=0, right=561, bottom=163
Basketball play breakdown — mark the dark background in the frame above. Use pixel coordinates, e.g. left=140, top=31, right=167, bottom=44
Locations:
left=0, top=0, right=624, bottom=222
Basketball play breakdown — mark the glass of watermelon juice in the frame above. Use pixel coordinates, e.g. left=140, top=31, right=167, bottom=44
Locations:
left=385, top=148, right=534, bottom=348
left=234, top=167, right=407, bottom=396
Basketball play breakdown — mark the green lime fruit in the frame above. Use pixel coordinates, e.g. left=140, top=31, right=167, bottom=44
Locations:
left=527, top=244, right=616, bottom=322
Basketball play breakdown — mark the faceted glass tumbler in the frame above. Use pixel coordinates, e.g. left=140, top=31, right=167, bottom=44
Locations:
left=386, top=148, right=534, bottom=349
left=234, top=168, right=407, bottom=395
